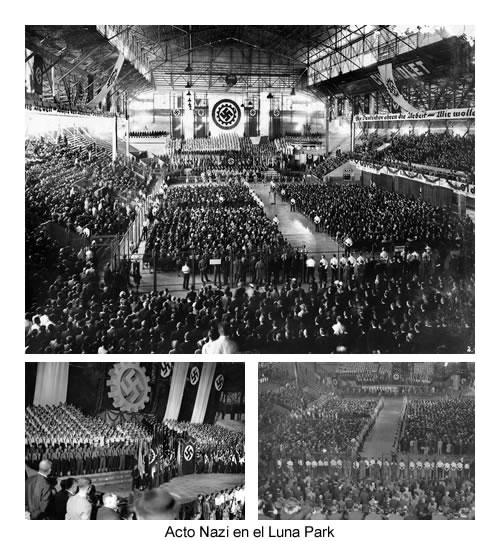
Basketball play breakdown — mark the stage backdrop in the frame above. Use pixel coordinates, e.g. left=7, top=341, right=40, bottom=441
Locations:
left=208, top=95, right=245, bottom=137
left=34, top=362, right=69, bottom=405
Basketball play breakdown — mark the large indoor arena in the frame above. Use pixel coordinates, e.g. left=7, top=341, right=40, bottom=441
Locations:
left=25, top=362, right=245, bottom=520
left=258, top=362, right=475, bottom=520
left=25, top=25, right=475, bottom=354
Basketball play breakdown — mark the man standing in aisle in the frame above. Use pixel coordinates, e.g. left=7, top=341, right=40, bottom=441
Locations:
left=182, top=260, right=191, bottom=290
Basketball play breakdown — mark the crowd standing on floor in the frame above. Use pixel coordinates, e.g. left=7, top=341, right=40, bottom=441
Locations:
left=26, top=133, right=474, bottom=354
left=399, top=398, right=475, bottom=456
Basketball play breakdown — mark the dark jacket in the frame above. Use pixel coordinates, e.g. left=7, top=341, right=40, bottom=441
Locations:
left=25, top=474, right=52, bottom=520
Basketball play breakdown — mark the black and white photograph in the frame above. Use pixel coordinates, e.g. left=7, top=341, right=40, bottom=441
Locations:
left=25, top=361, right=245, bottom=520
left=258, top=361, right=475, bottom=520
left=25, top=25, right=475, bottom=355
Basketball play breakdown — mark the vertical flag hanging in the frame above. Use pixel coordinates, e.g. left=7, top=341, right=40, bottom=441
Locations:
left=182, top=440, right=196, bottom=475
left=178, top=364, right=202, bottom=422
left=88, top=53, right=125, bottom=106
left=378, top=63, right=418, bottom=113
left=204, top=366, right=225, bottom=424
left=32, top=55, right=44, bottom=95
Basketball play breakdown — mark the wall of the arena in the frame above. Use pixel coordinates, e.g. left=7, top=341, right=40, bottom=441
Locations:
left=361, top=170, right=454, bottom=207
left=128, top=92, right=326, bottom=139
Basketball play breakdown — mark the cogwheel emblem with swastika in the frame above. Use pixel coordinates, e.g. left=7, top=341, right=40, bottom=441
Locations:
left=184, top=444, right=195, bottom=462
left=107, top=362, right=151, bottom=412
left=212, top=99, right=241, bottom=130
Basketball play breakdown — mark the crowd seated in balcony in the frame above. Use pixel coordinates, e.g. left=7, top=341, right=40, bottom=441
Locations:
left=354, top=132, right=475, bottom=180
left=26, top=139, right=146, bottom=237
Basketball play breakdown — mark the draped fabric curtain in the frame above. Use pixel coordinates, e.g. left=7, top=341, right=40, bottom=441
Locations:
left=164, top=362, right=189, bottom=420
left=190, top=362, right=216, bottom=424
left=33, top=362, right=69, bottom=405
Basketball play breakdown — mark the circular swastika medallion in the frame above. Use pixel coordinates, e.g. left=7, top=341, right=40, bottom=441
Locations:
left=212, top=99, right=241, bottom=130
left=184, top=444, right=195, bottom=461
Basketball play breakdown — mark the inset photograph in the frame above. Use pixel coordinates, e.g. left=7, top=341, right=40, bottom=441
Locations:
left=25, top=361, right=245, bottom=520
left=259, top=362, right=474, bottom=520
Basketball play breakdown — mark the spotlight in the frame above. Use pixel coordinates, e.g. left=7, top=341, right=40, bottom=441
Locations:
left=186, top=90, right=191, bottom=96
left=184, top=63, right=192, bottom=73
left=290, top=87, right=296, bottom=96
left=267, top=92, right=273, bottom=99
left=247, top=100, right=253, bottom=107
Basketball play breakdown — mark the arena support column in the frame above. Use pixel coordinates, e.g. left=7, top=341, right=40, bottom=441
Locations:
left=33, top=362, right=70, bottom=406
left=125, top=115, right=130, bottom=157
left=112, top=114, right=118, bottom=162
left=190, top=362, right=217, bottom=423
left=164, top=362, right=190, bottom=420
left=325, top=99, right=330, bottom=155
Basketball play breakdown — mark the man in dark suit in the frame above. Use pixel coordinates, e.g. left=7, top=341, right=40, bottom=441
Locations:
left=25, top=459, right=53, bottom=520
left=50, top=478, right=78, bottom=519
left=97, top=493, right=121, bottom=520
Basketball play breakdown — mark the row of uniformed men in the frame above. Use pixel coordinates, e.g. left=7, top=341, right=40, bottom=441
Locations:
left=275, top=456, right=473, bottom=480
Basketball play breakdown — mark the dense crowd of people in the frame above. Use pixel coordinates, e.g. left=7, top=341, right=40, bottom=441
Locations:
left=25, top=260, right=475, bottom=353
left=258, top=364, right=475, bottom=520
left=280, top=182, right=474, bottom=250
left=260, top=396, right=381, bottom=461
left=181, top=486, right=245, bottom=520
left=356, top=132, right=475, bottom=174
left=335, top=362, right=435, bottom=385
left=400, top=398, right=475, bottom=456
left=160, top=420, right=245, bottom=472
left=165, top=135, right=279, bottom=169
left=25, top=404, right=149, bottom=477
left=26, top=465, right=244, bottom=520
left=26, top=138, right=146, bottom=235
left=259, top=472, right=475, bottom=520
left=145, top=183, right=288, bottom=273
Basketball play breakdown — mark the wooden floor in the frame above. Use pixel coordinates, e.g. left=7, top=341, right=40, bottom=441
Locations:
left=96, top=472, right=245, bottom=501
left=252, top=183, right=340, bottom=255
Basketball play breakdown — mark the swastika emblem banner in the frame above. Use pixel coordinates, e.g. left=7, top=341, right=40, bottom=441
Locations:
left=211, top=99, right=241, bottom=130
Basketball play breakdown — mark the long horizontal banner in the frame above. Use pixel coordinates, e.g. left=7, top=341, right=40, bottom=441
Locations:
left=354, top=107, right=475, bottom=123
left=351, top=160, right=474, bottom=195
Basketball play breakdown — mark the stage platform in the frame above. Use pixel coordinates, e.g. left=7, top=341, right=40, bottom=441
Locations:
left=96, top=472, right=245, bottom=502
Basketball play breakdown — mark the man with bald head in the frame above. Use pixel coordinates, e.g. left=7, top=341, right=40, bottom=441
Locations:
left=97, top=493, right=121, bottom=520
left=25, top=459, right=53, bottom=520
